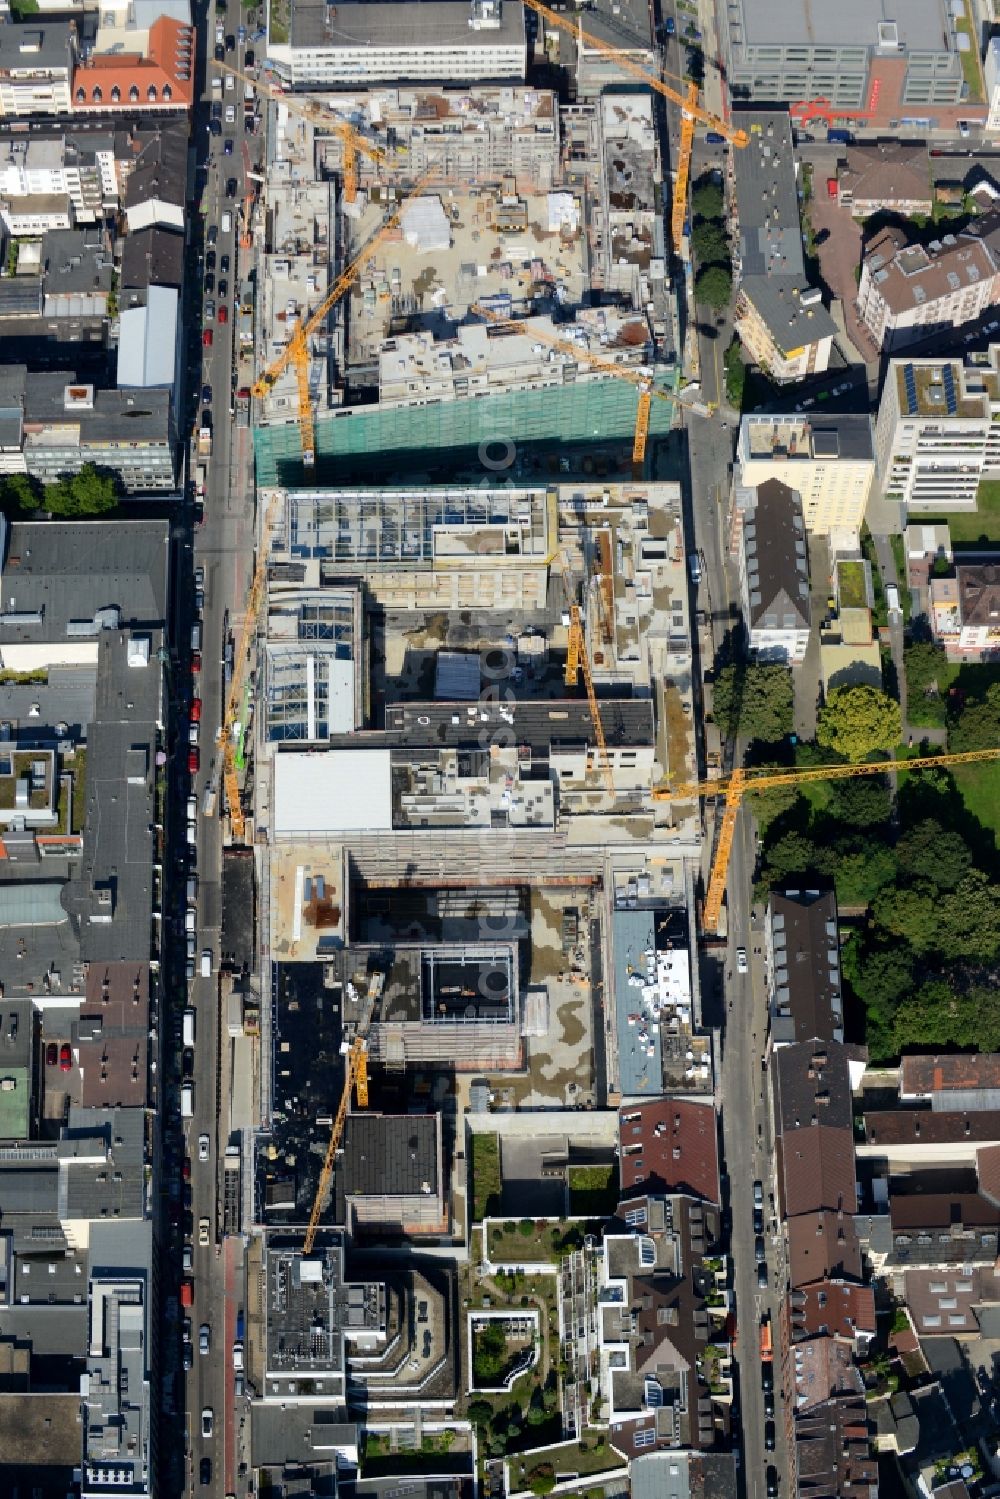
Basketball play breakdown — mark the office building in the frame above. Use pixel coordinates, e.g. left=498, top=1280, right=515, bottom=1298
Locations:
left=266, top=0, right=526, bottom=89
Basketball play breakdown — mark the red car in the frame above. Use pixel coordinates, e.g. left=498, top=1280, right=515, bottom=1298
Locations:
left=188, top=747, right=200, bottom=773
left=202, top=328, right=213, bottom=347
left=190, top=697, right=202, bottom=722
left=217, top=305, right=228, bottom=324
left=59, top=1042, right=72, bottom=1072
left=45, top=1041, right=58, bottom=1066
left=191, top=651, right=202, bottom=674
left=182, top=1156, right=192, bottom=1181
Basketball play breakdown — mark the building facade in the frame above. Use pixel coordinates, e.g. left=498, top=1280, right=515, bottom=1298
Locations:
left=874, top=352, right=1000, bottom=510
left=736, top=415, right=876, bottom=538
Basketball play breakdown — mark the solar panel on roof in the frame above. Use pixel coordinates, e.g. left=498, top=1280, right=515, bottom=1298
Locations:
left=903, top=364, right=917, bottom=415
left=942, top=366, right=957, bottom=415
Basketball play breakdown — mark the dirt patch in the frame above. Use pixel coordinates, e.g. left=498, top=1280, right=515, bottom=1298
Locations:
left=663, top=681, right=693, bottom=781
left=556, top=999, right=585, bottom=1049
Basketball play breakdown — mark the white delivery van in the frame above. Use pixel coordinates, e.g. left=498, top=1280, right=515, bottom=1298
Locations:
left=183, top=1008, right=196, bottom=1047
left=180, top=1082, right=194, bottom=1117
left=221, top=210, right=233, bottom=235
left=200, top=949, right=212, bottom=978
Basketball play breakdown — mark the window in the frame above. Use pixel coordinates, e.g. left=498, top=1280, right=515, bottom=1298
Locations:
left=129, top=84, right=139, bottom=102
left=111, top=86, right=120, bottom=101
left=92, top=86, right=102, bottom=102
left=634, top=1427, right=655, bottom=1450
left=147, top=84, right=157, bottom=101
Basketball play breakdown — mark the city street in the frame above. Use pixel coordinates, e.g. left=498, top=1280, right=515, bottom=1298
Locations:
left=169, top=4, right=258, bottom=1495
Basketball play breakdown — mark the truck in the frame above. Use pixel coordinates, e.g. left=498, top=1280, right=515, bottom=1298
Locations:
left=760, top=1314, right=773, bottom=1363
left=221, top=210, right=233, bottom=235
left=197, top=425, right=212, bottom=459
left=183, top=1008, right=196, bottom=1047
left=826, top=127, right=852, bottom=144
left=180, top=1278, right=194, bottom=1308
left=195, top=464, right=207, bottom=498
left=180, top=1081, right=194, bottom=1117
left=211, top=75, right=222, bottom=99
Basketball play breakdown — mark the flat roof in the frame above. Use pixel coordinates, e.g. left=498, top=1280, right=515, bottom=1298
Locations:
left=117, top=288, right=178, bottom=387
left=732, top=110, right=803, bottom=280
left=290, top=0, right=525, bottom=52
left=340, top=1113, right=440, bottom=1199
left=612, top=908, right=662, bottom=1098
left=735, top=0, right=950, bottom=52
left=272, top=748, right=392, bottom=835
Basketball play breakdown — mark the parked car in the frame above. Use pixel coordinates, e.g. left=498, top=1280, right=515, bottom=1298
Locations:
left=226, top=177, right=238, bottom=198
left=198, top=1133, right=210, bottom=1161
left=188, top=747, right=200, bottom=773
left=764, top=1420, right=775, bottom=1452
left=199, top=1217, right=210, bottom=1247
left=199, top=1323, right=211, bottom=1355
left=221, top=254, right=230, bottom=273
left=202, top=329, right=213, bottom=348
left=224, top=137, right=234, bottom=155
left=201, top=384, right=212, bottom=405
left=191, top=651, right=202, bottom=674
left=190, top=697, right=202, bottom=722
left=46, top=1041, right=58, bottom=1066
left=218, top=305, right=228, bottom=324
left=200, top=1457, right=212, bottom=1486
left=202, top=1407, right=214, bottom=1438
left=205, top=249, right=216, bottom=271
left=60, top=1042, right=72, bottom=1072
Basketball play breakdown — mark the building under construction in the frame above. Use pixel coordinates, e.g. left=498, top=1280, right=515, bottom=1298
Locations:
left=344, top=941, right=524, bottom=1071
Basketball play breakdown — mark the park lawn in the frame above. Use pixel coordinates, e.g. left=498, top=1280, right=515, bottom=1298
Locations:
left=955, top=1, right=984, bottom=101
left=951, top=758, right=1000, bottom=847
left=470, top=1133, right=501, bottom=1222
left=921, top=482, right=1000, bottom=545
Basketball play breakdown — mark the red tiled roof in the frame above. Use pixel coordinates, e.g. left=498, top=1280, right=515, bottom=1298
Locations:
left=791, top=1279, right=876, bottom=1342
left=618, top=1098, right=720, bottom=1205
left=902, top=1053, right=1000, bottom=1095
left=71, top=17, right=194, bottom=111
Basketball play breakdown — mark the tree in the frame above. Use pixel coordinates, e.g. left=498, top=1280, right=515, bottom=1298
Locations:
left=948, top=683, right=1000, bottom=752
left=746, top=778, right=801, bottom=833
left=763, top=830, right=826, bottom=884
left=713, top=662, right=793, bottom=744
left=824, top=774, right=892, bottom=828
left=695, top=263, right=732, bottom=310
left=870, top=882, right=938, bottom=953
left=830, top=838, right=897, bottom=907
left=896, top=818, right=972, bottom=890
left=904, top=640, right=950, bottom=728
left=530, top=1469, right=557, bottom=1497
left=817, top=685, right=901, bottom=762
left=44, top=464, right=118, bottom=518
left=691, top=219, right=729, bottom=266
left=0, top=472, right=39, bottom=515
left=691, top=176, right=724, bottom=220
left=723, top=337, right=746, bottom=409
left=937, top=873, right=1000, bottom=961
left=467, top=1400, right=493, bottom=1429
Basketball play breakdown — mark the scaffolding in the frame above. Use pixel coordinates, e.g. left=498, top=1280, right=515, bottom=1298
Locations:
left=253, top=377, right=676, bottom=486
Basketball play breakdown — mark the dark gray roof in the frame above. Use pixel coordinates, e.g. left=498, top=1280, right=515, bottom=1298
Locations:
left=769, top=889, right=842, bottom=1045
left=250, top=1402, right=357, bottom=1470
left=41, top=227, right=113, bottom=297
left=0, top=663, right=97, bottom=740
left=22, top=372, right=172, bottom=448
left=774, top=1041, right=854, bottom=1135
left=0, top=1303, right=88, bottom=1356
left=340, top=1114, right=440, bottom=1199
left=739, top=275, right=837, bottom=351
left=120, top=226, right=184, bottom=292
left=0, top=23, right=74, bottom=71
left=732, top=110, right=803, bottom=279
left=289, top=0, right=525, bottom=55
left=743, top=478, right=811, bottom=633
left=221, top=848, right=254, bottom=971
left=69, top=633, right=160, bottom=964
left=122, top=125, right=188, bottom=211
left=0, top=518, right=169, bottom=635
left=0, top=279, right=43, bottom=318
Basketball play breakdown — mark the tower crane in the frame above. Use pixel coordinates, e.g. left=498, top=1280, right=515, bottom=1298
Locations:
left=212, top=60, right=387, bottom=202
left=470, top=302, right=712, bottom=470
left=303, top=979, right=380, bottom=1254
left=522, top=0, right=748, bottom=255
left=555, top=552, right=615, bottom=800
left=252, top=170, right=434, bottom=468
left=653, top=748, right=1000, bottom=934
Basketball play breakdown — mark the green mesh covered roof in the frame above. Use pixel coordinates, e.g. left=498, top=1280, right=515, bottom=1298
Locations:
left=253, top=377, right=677, bottom=488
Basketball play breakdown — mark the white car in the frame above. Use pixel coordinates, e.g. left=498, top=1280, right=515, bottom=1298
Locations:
left=199, top=1217, right=211, bottom=1247
left=736, top=947, right=749, bottom=975
left=198, top=1133, right=210, bottom=1162
left=202, top=1407, right=214, bottom=1438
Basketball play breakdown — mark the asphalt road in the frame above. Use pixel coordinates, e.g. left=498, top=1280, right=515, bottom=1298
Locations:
left=178, top=3, right=258, bottom=1495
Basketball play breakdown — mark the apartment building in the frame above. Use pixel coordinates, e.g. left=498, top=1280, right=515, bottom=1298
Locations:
left=834, top=142, right=933, bottom=219
left=0, top=133, right=119, bottom=224
left=735, top=414, right=876, bottom=538
left=874, top=352, right=1000, bottom=510
left=314, top=84, right=559, bottom=188
left=721, top=0, right=971, bottom=123
left=267, top=0, right=526, bottom=89
left=930, top=561, right=1000, bottom=657
left=737, top=479, right=812, bottom=663
left=858, top=225, right=1000, bottom=353
left=731, top=110, right=835, bottom=384
left=0, top=22, right=75, bottom=115
left=71, top=16, right=195, bottom=113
